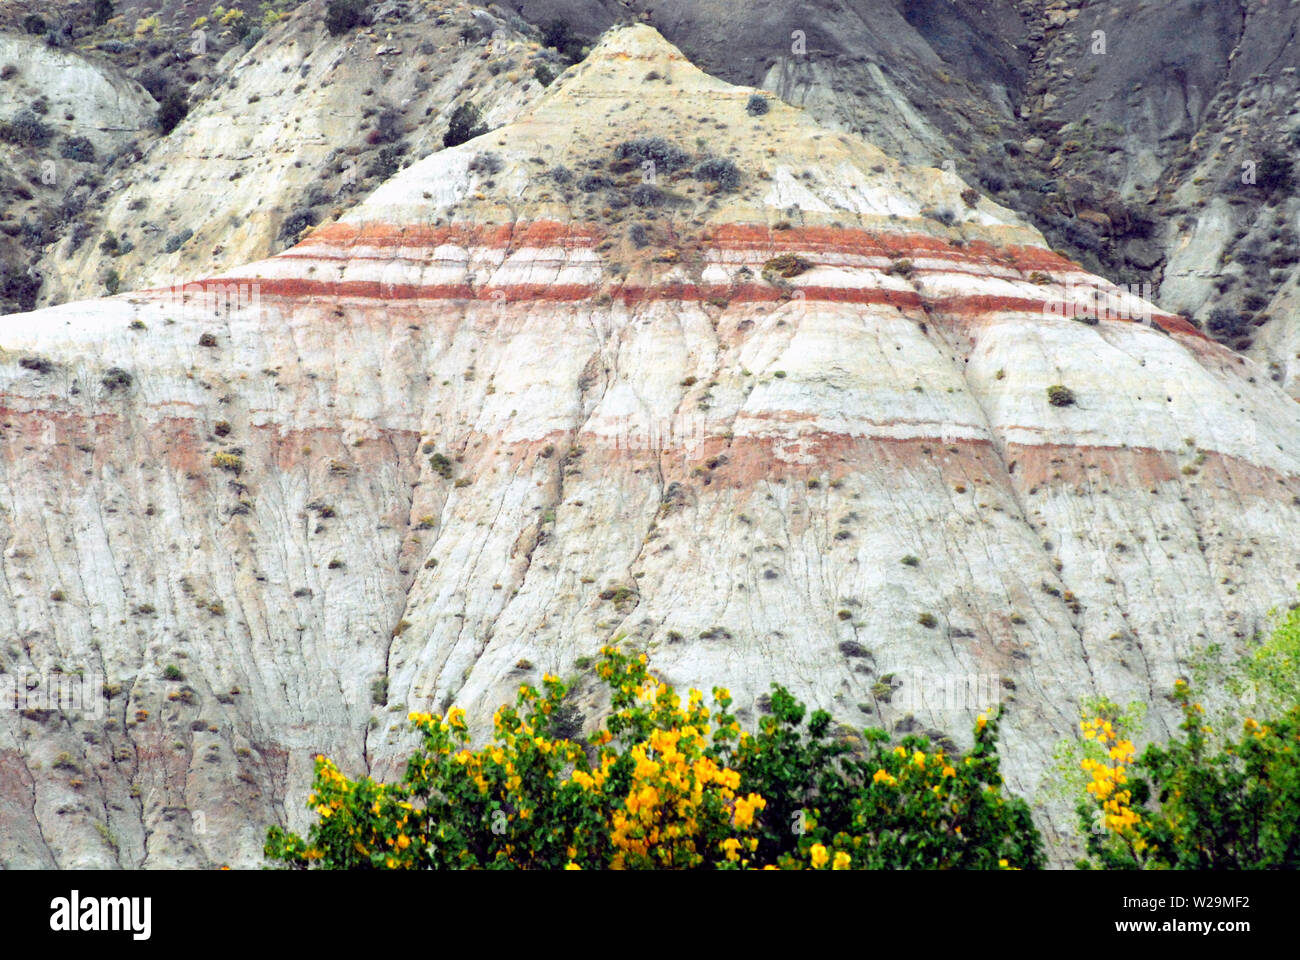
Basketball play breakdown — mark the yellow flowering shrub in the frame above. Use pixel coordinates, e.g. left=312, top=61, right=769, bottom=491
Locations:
left=1076, top=679, right=1300, bottom=869
left=735, top=687, right=1041, bottom=869
left=267, top=645, right=1042, bottom=869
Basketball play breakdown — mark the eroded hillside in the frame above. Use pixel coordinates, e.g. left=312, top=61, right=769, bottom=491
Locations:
left=2, top=24, right=1299, bottom=868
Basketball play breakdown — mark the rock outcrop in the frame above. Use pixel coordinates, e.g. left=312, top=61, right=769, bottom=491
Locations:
left=31, top=1, right=552, bottom=305
left=3, top=23, right=1299, bottom=868
left=0, top=29, right=158, bottom=313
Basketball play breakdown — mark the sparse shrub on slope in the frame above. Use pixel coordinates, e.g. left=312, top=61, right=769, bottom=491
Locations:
left=156, top=90, right=188, bottom=135
left=163, top=228, right=194, bottom=253
left=368, top=107, right=403, bottom=145
left=1246, top=147, right=1295, bottom=200
left=695, top=156, right=741, bottom=191
left=59, top=136, right=95, bottom=163
left=325, top=0, right=368, bottom=37
left=541, top=19, right=587, bottom=64
left=444, top=102, right=487, bottom=148
left=1046, top=384, right=1075, bottom=407
left=280, top=203, right=316, bottom=244
left=614, top=137, right=690, bottom=174
left=467, top=152, right=502, bottom=175
left=367, top=144, right=405, bottom=179
left=265, top=645, right=1042, bottom=869
left=1206, top=305, right=1248, bottom=341
left=0, top=108, right=52, bottom=147
left=630, top=183, right=664, bottom=207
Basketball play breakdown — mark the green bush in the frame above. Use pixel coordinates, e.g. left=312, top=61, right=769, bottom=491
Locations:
left=614, top=137, right=690, bottom=174
left=443, top=102, right=486, bottom=149
left=1076, top=684, right=1300, bottom=869
left=1207, top=305, right=1248, bottom=340
left=428, top=453, right=453, bottom=479
left=1046, top=384, right=1075, bottom=407
left=763, top=253, right=811, bottom=279
left=325, top=0, right=367, bottom=37
left=541, top=19, right=586, bottom=64
left=367, top=144, right=404, bottom=178
left=157, top=91, right=188, bottom=135
left=1250, top=148, right=1295, bottom=199
left=1, top=108, right=52, bottom=147
left=59, top=136, right=95, bottom=163
left=467, top=152, right=502, bottom=175
left=101, top=366, right=131, bottom=390
left=695, top=157, right=740, bottom=191
left=630, top=183, right=664, bottom=207
left=265, top=645, right=1042, bottom=869
left=279, top=211, right=315, bottom=243
left=369, top=107, right=403, bottom=145
left=1074, top=602, right=1300, bottom=868
left=164, top=228, right=194, bottom=253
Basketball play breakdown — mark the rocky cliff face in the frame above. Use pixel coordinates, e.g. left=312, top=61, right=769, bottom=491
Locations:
left=14, top=2, right=1300, bottom=381
left=3, top=23, right=1300, bottom=869
left=27, top=0, right=553, bottom=305
left=501, top=0, right=1300, bottom=385
left=0, top=28, right=157, bottom=313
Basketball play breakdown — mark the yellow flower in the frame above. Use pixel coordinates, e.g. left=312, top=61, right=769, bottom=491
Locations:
left=810, top=843, right=829, bottom=870
left=733, top=792, right=766, bottom=829
left=565, top=862, right=581, bottom=870
left=832, top=851, right=851, bottom=870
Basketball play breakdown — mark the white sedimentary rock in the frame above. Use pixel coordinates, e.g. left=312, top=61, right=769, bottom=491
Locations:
left=2, top=25, right=1298, bottom=868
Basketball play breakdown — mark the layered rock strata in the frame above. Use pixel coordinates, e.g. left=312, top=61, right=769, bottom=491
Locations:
left=2, top=24, right=1298, bottom=867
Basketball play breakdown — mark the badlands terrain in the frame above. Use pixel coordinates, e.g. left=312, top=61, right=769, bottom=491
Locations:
left=1, top=2, right=1299, bottom=868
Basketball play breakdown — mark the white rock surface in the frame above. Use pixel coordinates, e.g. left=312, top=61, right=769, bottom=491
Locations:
left=2, top=25, right=1298, bottom=868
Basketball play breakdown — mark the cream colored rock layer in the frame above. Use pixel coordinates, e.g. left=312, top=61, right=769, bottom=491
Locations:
left=1, top=26, right=1297, bottom=869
